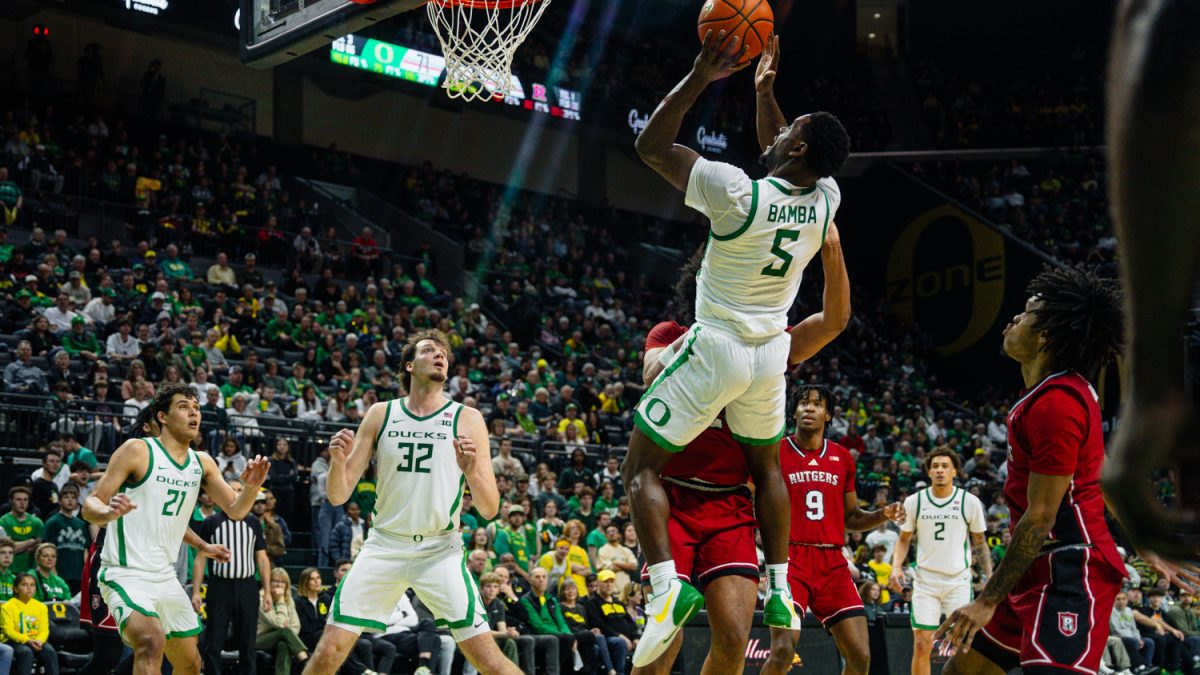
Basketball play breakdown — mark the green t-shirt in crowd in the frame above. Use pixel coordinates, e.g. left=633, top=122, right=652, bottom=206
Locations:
left=65, top=447, right=98, bottom=469
left=494, top=523, right=535, bottom=572
left=62, top=331, right=102, bottom=357
left=0, top=512, right=44, bottom=572
left=585, top=527, right=607, bottom=552
left=350, top=479, right=377, bottom=518
left=0, top=569, right=13, bottom=602
left=42, top=512, right=89, bottom=583
left=34, top=569, right=72, bottom=602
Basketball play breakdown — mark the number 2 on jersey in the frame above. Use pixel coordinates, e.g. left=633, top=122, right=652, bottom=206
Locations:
left=396, top=442, right=433, bottom=474
left=162, top=488, right=186, bottom=516
left=761, top=228, right=800, bottom=277
left=805, top=490, right=824, bottom=520
left=934, top=521, right=945, bottom=541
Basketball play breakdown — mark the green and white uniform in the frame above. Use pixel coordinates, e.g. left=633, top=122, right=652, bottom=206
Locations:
left=635, top=157, right=840, bottom=450
left=900, top=487, right=986, bottom=630
left=98, top=437, right=204, bottom=641
left=330, top=398, right=488, bottom=641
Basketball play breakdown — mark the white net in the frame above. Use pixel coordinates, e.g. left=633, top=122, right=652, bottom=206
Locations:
left=426, top=0, right=552, bottom=102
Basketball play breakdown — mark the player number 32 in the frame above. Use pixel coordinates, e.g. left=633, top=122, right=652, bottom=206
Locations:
left=396, top=442, right=433, bottom=474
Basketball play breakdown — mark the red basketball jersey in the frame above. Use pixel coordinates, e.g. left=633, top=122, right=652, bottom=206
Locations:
left=1004, top=371, right=1125, bottom=575
left=645, top=321, right=750, bottom=486
left=781, top=437, right=856, bottom=546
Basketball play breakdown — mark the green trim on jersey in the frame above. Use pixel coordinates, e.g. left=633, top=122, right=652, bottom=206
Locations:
left=115, top=512, right=127, bottom=566
left=125, top=438, right=157, bottom=490
left=99, top=569, right=159, bottom=622
left=765, top=179, right=817, bottom=197
left=434, top=557, right=480, bottom=629
left=911, top=614, right=939, bottom=631
left=451, top=405, right=463, bottom=437
left=711, top=181, right=759, bottom=241
left=926, top=487, right=959, bottom=508
left=960, top=490, right=970, bottom=570
left=399, top=397, right=455, bottom=422
left=330, top=575, right=387, bottom=630
left=375, top=401, right=394, bottom=446
left=731, top=425, right=786, bottom=446
left=914, top=491, right=923, bottom=522
left=444, top=475, right=467, bottom=531
left=151, top=437, right=192, bottom=472
left=165, top=625, right=204, bottom=639
left=820, top=189, right=832, bottom=246
left=633, top=413, right=684, bottom=453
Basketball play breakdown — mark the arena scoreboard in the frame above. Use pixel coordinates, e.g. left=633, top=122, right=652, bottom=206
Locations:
left=241, top=0, right=426, bottom=68
left=330, top=34, right=582, bottom=120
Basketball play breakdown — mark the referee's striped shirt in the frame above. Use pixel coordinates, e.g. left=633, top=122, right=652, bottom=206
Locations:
left=194, top=512, right=266, bottom=579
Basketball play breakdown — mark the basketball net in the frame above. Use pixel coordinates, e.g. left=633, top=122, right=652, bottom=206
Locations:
left=426, top=0, right=551, bottom=102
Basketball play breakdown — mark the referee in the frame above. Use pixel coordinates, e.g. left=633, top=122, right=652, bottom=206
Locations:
left=191, top=482, right=272, bottom=675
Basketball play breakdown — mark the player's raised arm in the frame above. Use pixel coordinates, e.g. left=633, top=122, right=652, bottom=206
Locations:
left=198, top=451, right=270, bottom=520
left=754, top=34, right=787, bottom=153
left=455, top=406, right=502, bottom=520
left=327, top=403, right=385, bottom=505
left=788, top=222, right=851, bottom=365
left=82, top=438, right=147, bottom=526
left=635, top=30, right=749, bottom=191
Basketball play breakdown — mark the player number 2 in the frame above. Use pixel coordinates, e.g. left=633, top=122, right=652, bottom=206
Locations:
left=761, top=228, right=801, bottom=277
left=397, top=442, right=433, bottom=474
left=934, top=522, right=945, bottom=541
left=805, top=490, right=824, bottom=520
left=162, top=488, right=186, bottom=517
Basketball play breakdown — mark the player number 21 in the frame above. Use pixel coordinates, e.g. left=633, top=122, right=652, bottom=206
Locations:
left=162, top=488, right=186, bottom=517
left=805, top=490, right=824, bottom=520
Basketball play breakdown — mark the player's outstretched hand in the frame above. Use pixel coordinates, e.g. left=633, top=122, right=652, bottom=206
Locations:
left=754, top=34, right=780, bottom=93
left=108, top=493, right=137, bottom=519
left=204, top=543, right=232, bottom=564
left=241, top=455, right=270, bottom=488
left=888, top=571, right=905, bottom=595
left=1142, top=549, right=1200, bottom=594
left=695, top=30, right=751, bottom=82
left=329, top=428, right=356, bottom=465
left=454, top=435, right=478, bottom=473
left=933, top=599, right=997, bottom=658
left=191, top=592, right=204, bottom=614
left=883, top=501, right=906, bottom=525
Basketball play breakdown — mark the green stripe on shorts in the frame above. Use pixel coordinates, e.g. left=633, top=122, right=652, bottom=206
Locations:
left=330, top=573, right=387, bottom=631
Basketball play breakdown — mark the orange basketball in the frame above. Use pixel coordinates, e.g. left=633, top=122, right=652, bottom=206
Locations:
left=698, top=0, right=773, bottom=64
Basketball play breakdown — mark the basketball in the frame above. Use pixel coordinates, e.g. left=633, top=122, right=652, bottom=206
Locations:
left=698, top=0, right=774, bottom=63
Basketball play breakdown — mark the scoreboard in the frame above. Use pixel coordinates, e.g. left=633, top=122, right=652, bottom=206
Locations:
left=330, top=34, right=582, bottom=121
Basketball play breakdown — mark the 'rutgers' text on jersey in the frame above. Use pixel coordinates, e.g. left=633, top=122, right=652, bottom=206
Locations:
left=685, top=158, right=841, bottom=341
left=1004, top=371, right=1124, bottom=574
left=780, top=438, right=856, bottom=546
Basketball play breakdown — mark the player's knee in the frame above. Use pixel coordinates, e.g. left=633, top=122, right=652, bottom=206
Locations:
left=843, top=641, right=870, bottom=672
left=766, top=640, right=794, bottom=668
left=173, top=649, right=202, bottom=675
left=132, top=631, right=166, bottom=659
left=913, top=631, right=934, bottom=650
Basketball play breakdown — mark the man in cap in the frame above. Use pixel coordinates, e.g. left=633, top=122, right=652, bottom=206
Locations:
left=3, top=289, right=37, bottom=332
left=160, top=244, right=194, bottom=281
left=585, top=569, right=639, bottom=673
left=237, top=253, right=264, bottom=291
left=494, top=505, right=536, bottom=581
left=62, top=315, right=103, bottom=362
left=83, top=287, right=116, bottom=326
left=64, top=270, right=91, bottom=307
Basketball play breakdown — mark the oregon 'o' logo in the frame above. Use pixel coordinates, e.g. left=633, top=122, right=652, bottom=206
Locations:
left=885, top=205, right=1005, bottom=356
left=644, top=398, right=672, bottom=426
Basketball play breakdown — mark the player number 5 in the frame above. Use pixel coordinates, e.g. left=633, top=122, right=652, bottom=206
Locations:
left=761, top=228, right=801, bottom=277
left=805, top=490, right=824, bottom=520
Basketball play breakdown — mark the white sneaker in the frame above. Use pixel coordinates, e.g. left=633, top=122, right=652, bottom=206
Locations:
left=630, top=579, right=704, bottom=667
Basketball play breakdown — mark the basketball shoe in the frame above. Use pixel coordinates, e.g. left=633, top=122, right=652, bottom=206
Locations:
left=631, top=578, right=705, bottom=667
left=763, top=585, right=797, bottom=628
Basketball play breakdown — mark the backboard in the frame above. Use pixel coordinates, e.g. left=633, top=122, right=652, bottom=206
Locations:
left=240, top=0, right=427, bottom=68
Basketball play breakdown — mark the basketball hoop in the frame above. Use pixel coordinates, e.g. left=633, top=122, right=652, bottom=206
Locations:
left=426, top=0, right=551, bottom=102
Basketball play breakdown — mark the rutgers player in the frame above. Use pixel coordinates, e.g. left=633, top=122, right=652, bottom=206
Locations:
left=934, top=266, right=1141, bottom=674
left=634, top=221, right=850, bottom=675
left=761, top=385, right=904, bottom=675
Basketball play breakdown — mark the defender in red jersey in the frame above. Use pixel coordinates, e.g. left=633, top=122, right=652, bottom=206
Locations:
left=936, top=267, right=1134, bottom=675
left=634, top=225, right=851, bottom=675
left=761, top=385, right=905, bottom=675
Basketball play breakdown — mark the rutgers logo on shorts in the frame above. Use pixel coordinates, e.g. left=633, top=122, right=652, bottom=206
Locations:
left=91, top=596, right=101, bottom=610
left=1058, top=611, right=1079, bottom=637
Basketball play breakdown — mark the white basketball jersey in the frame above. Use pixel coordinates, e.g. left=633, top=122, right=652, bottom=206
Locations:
left=901, top=487, right=986, bottom=576
left=101, top=437, right=202, bottom=575
left=685, top=157, right=841, bottom=341
left=371, top=397, right=467, bottom=537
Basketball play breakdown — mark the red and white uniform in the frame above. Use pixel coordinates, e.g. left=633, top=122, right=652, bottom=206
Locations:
left=640, top=321, right=758, bottom=587
left=973, top=371, right=1126, bottom=674
left=780, top=437, right=864, bottom=628
left=80, top=527, right=117, bottom=632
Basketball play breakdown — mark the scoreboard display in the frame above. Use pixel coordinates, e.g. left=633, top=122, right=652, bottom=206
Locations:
left=330, top=34, right=582, bottom=121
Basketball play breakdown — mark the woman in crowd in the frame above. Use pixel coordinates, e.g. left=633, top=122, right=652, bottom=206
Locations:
left=31, top=544, right=70, bottom=602
left=294, top=567, right=331, bottom=652
left=257, top=568, right=308, bottom=675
